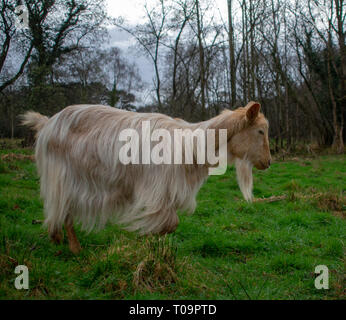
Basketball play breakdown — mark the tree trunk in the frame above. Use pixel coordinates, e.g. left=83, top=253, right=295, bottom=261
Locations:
left=227, top=0, right=236, bottom=107
left=333, top=0, right=345, bottom=152
left=195, top=0, right=206, bottom=119
left=327, top=21, right=344, bottom=153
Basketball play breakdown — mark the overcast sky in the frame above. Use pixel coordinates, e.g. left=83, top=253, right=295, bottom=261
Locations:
left=104, top=0, right=230, bottom=104
left=106, top=0, right=229, bottom=23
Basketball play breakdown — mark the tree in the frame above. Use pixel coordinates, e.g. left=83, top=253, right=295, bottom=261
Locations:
left=293, top=0, right=344, bottom=151
left=164, top=0, right=194, bottom=109
left=115, top=0, right=170, bottom=112
left=194, top=0, right=206, bottom=117
left=227, top=0, right=236, bottom=107
left=24, top=0, right=107, bottom=110
left=53, top=46, right=142, bottom=108
left=104, top=47, right=142, bottom=108
left=0, top=0, right=34, bottom=92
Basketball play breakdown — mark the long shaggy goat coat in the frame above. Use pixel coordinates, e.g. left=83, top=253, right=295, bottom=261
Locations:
left=22, top=104, right=264, bottom=236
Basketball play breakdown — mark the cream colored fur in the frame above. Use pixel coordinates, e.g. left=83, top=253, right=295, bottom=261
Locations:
left=22, top=103, right=269, bottom=236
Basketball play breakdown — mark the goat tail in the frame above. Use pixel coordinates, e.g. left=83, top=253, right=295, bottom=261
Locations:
left=20, top=111, right=49, bottom=133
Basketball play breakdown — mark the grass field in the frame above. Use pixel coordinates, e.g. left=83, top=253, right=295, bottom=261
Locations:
left=0, top=147, right=345, bottom=300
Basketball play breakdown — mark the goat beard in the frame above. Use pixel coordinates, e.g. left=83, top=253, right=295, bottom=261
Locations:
left=235, top=157, right=253, bottom=202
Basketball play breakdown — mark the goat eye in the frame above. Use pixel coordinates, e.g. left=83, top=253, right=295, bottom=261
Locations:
left=258, top=130, right=264, bottom=135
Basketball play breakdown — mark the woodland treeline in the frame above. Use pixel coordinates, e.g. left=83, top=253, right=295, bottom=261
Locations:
left=0, top=0, right=345, bottom=153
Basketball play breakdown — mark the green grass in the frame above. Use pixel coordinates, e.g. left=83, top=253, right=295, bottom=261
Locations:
left=0, top=149, right=345, bottom=300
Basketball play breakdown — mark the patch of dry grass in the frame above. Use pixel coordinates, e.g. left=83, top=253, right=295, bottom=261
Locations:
left=1, top=153, right=35, bottom=162
left=314, top=192, right=345, bottom=212
left=132, top=236, right=178, bottom=292
left=82, top=234, right=193, bottom=296
left=255, top=190, right=345, bottom=218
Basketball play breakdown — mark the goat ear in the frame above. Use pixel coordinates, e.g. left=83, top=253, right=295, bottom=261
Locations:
left=245, top=101, right=261, bottom=123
